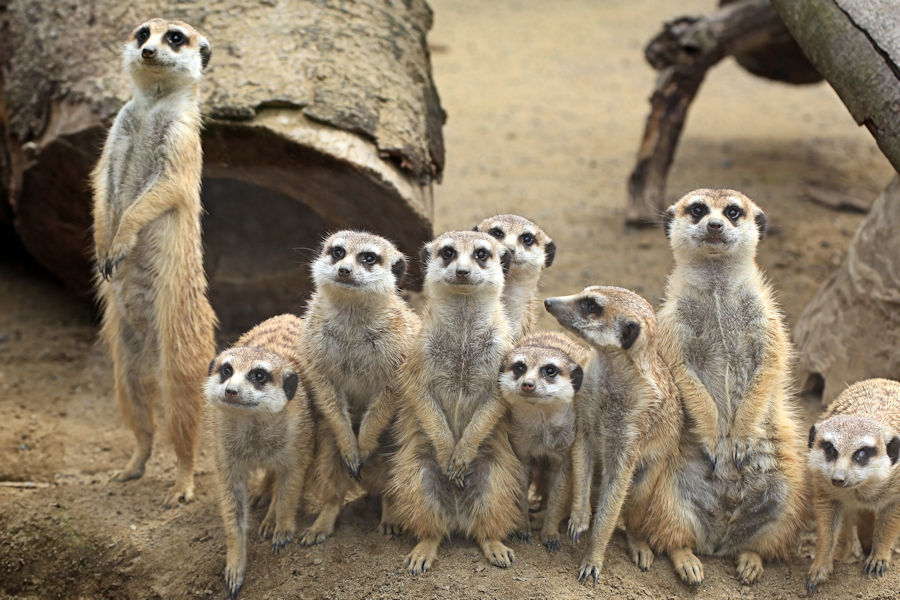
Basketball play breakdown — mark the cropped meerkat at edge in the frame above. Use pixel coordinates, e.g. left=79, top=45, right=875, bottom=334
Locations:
left=91, top=18, right=215, bottom=507
left=806, top=378, right=900, bottom=593
left=655, top=188, right=807, bottom=585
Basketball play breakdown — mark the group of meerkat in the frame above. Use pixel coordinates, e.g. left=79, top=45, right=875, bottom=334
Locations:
left=92, top=17, right=900, bottom=600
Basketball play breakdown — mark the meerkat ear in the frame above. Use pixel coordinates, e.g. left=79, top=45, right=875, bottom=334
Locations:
left=570, top=365, right=584, bottom=393
left=472, top=224, right=481, bottom=232
left=663, top=206, right=676, bottom=239
left=887, top=436, right=900, bottom=465
left=620, top=321, right=641, bottom=350
left=207, top=359, right=215, bottom=377
left=282, top=372, right=298, bottom=402
left=391, top=257, right=407, bottom=288
left=420, top=243, right=432, bottom=271
left=808, top=425, right=817, bottom=449
left=199, top=41, right=212, bottom=70
left=754, top=209, right=768, bottom=241
left=544, top=240, right=557, bottom=268
left=499, top=247, right=511, bottom=275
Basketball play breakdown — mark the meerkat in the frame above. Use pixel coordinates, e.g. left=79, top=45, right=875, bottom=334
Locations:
left=653, top=188, right=807, bottom=585
left=298, top=231, right=420, bottom=545
left=806, top=378, right=900, bottom=593
left=205, top=314, right=314, bottom=600
left=91, top=18, right=215, bottom=507
left=474, top=214, right=555, bottom=342
left=389, top=230, right=521, bottom=574
left=544, top=286, right=683, bottom=583
left=499, top=330, right=588, bottom=551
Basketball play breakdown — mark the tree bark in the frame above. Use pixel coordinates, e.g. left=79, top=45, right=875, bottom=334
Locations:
left=1, top=0, right=445, bottom=333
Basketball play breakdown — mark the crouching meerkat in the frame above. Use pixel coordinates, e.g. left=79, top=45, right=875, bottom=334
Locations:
left=655, top=189, right=807, bottom=584
left=498, top=330, right=588, bottom=551
left=806, top=378, right=900, bottom=593
left=390, top=230, right=520, bottom=574
left=474, top=214, right=555, bottom=342
left=545, top=286, right=683, bottom=583
left=205, top=314, right=315, bottom=600
left=299, top=231, right=420, bottom=545
left=92, top=18, right=215, bottom=507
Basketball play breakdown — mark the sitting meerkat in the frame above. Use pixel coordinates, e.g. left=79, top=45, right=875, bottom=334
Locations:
left=474, top=214, right=555, bottom=342
left=390, top=230, right=520, bottom=574
left=499, top=330, right=588, bottom=551
left=92, top=18, right=216, bottom=507
left=806, top=378, right=900, bottom=593
left=205, top=314, right=315, bottom=600
left=299, top=231, right=420, bottom=545
left=655, top=188, right=807, bottom=585
left=545, top=286, right=683, bottom=583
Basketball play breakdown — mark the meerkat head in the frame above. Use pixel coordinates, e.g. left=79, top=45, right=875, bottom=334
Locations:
left=544, top=286, right=655, bottom=358
left=499, top=343, right=583, bottom=409
left=123, top=19, right=211, bottom=88
left=808, top=415, right=900, bottom=490
left=311, top=230, right=407, bottom=298
left=663, top=189, right=767, bottom=263
left=474, top=214, right=555, bottom=277
left=421, top=230, right=510, bottom=297
left=204, top=347, right=299, bottom=414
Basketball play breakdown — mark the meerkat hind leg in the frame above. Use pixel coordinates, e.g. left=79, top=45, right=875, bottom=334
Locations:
left=736, top=551, right=764, bottom=584
left=301, top=435, right=351, bottom=546
left=111, top=324, right=157, bottom=483
left=670, top=547, right=704, bottom=586
left=378, top=494, right=404, bottom=537
left=479, top=538, right=515, bottom=568
left=405, top=536, right=441, bottom=575
left=626, top=530, right=655, bottom=572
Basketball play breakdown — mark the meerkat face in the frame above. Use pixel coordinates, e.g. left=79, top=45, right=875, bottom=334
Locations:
left=474, top=214, right=555, bottom=276
left=808, top=415, right=900, bottom=490
left=204, top=347, right=299, bottom=414
left=663, top=189, right=767, bottom=260
left=421, top=231, right=510, bottom=296
left=311, top=230, right=407, bottom=297
left=544, top=286, right=654, bottom=356
left=123, top=19, right=211, bottom=85
left=499, top=345, right=583, bottom=409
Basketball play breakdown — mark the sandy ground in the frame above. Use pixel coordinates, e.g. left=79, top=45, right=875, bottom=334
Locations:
left=1, top=1, right=897, bottom=598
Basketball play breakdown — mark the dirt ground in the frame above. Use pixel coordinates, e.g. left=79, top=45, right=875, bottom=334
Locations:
left=1, top=1, right=898, bottom=599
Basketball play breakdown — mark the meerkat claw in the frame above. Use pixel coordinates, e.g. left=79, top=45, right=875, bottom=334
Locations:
left=543, top=536, right=560, bottom=552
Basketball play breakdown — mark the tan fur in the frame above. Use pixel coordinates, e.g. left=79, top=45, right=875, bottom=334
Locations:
left=92, top=18, right=215, bottom=507
left=206, top=314, right=314, bottom=599
left=545, top=286, right=683, bottom=582
left=655, top=189, right=807, bottom=585
left=806, top=378, right=900, bottom=593
left=298, top=231, right=420, bottom=545
left=389, top=230, right=520, bottom=573
left=474, top=214, right=555, bottom=342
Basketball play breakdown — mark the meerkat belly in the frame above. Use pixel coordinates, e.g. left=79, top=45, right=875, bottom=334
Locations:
left=108, top=107, right=174, bottom=217
left=318, top=322, right=392, bottom=422
left=222, top=419, right=291, bottom=469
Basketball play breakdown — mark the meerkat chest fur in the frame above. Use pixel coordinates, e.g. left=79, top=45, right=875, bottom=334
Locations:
left=509, top=404, right=575, bottom=458
left=218, top=410, right=294, bottom=467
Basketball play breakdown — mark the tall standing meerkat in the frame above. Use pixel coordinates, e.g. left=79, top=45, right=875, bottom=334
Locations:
left=92, top=18, right=215, bottom=506
left=474, top=214, right=555, bottom=342
left=806, top=378, right=900, bottom=593
left=655, top=188, right=807, bottom=584
left=205, top=314, right=315, bottom=600
left=545, top=286, right=683, bottom=583
left=298, top=231, right=420, bottom=545
left=498, top=330, right=588, bottom=551
left=390, top=230, right=521, bottom=574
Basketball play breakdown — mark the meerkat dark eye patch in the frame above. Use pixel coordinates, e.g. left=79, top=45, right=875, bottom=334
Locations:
left=166, top=30, right=186, bottom=48
left=570, top=365, right=583, bottom=393
left=853, top=446, right=876, bottom=466
left=887, top=436, right=900, bottom=465
left=247, top=368, right=270, bottom=388
left=520, top=232, right=535, bottom=247
left=544, top=240, right=556, bottom=268
left=439, top=246, right=456, bottom=264
left=579, top=297, right=602, bottom=318
left=357, top=251, right=381, bottom=267
left=329, top=246, right=346, bottom=261
left=663, top=206, right=676, bottom=239
left=511, top=361, right=527, bottom=378
left=136, top=27, right=150, bottom=45
left=724, top=205, right=744, bottom=224
left=219, top=362, right=233, bottom=382
left=391, top=257, right=407, bottom=287
left=620, top=321, right=640, bottom=350
left=686, top=202, right=709, bottom=223
left=808, top=425, right=817, bottom=449
left=473, top=247, right=490, bottom=263
left=540, top=364, right=558, bottom=379
left=488, top=227, right=504, bottom=240
left=282, top=373, right=298, bottom=401
left=821, top=440, right=838, bottom=462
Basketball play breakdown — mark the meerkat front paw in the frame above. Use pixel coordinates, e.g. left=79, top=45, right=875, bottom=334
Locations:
left=299, top=525, right=331, bottom=547
left=567, top=507, right=590, bottom=543
left=342, top=451, right=361, bottom=481
left=541, top=532, right=561, bottom=552
left=163, top=479, right=194, bottom=509
left=404, top=538, right=440, bottom=575
left=445, top=447, right=473, bottom=488
left=736, top=551, right=764, bottom=584
left=269, top=526, right=295, bottom=554
left=224, top=559, right=245, bottom=600
left=626, top=532, right=654, bottom=572
left=512, top=525, right=531, bottom=544
left=577, top=559, right=604, bottom=585
left=863, top=552, right=890, bottom=578
left=480, top=539, right=515, bottom=568
left=806, top=561, right=832, bottom=594
left=731, top=436, right=760, bottom=471
left=670, top=547, right=704, bottom=586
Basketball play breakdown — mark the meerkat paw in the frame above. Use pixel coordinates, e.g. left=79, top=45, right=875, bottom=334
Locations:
left=299, top=526, right=331, bottom=547
left=567, top=508, right=590, bottom=544
left=541, top=532, right=561, bottom=552
left=224, top=563, right=245, bottom=600
left=377, top=519, right=404, bottom=537
left=512, top=524, right=532, bottom=544
left=163, top=480, right=194, bottom=509
left=577, top=559, right=604, bottom=585
left=445, top=452, right=471, bottom=489
left=806, top=561, right=832, bottom=594
left=113, top=465, right=145, bottom=483
left=863, top=552, right=890, bottom=578
left=736, top=551, right=764, bottom=584
left=342, top=453, right=361, bottom=481
left=258, top=512, right=276, bottom=540
left=731, top=436, right=760, bottom=471
left=404, top=538, right=440, bottom=575
left=626, top=534, right=654, bottom=572
left=480, top=540, right=515, bottom=568
left=269, top=526, right=295, bottom=554
left=670, top=547, right=704, bottom=586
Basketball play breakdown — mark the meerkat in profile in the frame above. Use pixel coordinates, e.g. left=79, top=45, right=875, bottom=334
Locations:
left=654, top=189, right=807, bottom=585
left=298, top=231, right=420, bottom=545
left=806, top=378, right=900, bottom=593
left=474, top=214, right=555, bottom=342
left=205, top=314, right=314, bottom=600
left=91, top=18, right=215, bottom=507
left=390, top=230, right=520, bottom=574
left=545, top=286, right=683, bottom=583
left=499, top=330, right=588, bottom=551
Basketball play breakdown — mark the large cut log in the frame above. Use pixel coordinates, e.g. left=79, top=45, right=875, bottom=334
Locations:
left=771, top=0, right=900, bottom=402
left=0, top=0, right=444, bottom=333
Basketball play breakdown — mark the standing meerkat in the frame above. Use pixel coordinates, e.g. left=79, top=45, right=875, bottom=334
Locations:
left=390, top=230, right=520, bottom=574
left=655, top=188, right=807, bottom=585
left=92, top=18, right=215, bottom=507
left=474, top=214, right=555, bottom=342
left=298, top=231, right=420, bottom=545
left=499, top=330, right=587, bottom=551
left=545, top=286, right=683, bottom=583
left=806, top=378, right=900, bottom=593
left=205, top=314, right=315, bottom=600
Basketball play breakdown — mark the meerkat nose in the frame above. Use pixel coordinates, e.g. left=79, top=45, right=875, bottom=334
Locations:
left=455, top=268, right=470, bottom=278
left=707, top=220, right=723, bottom=232
left=225, top=388, right=238, bottom=398
left=831, top=476, right=846, bottom=487
left=544, top=298, right=556, bottom=311
left=338, top=266, right=351, bottom=276
left=142, top=47, right=157, bottom=59
left=521, top=380, right=535, bottom=392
